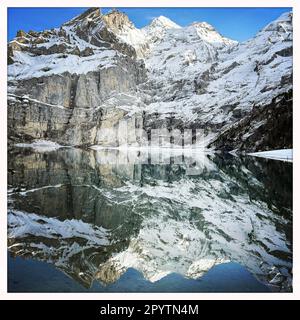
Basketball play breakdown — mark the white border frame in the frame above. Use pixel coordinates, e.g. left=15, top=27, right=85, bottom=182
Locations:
left=0, top=0, right=298, bottom=300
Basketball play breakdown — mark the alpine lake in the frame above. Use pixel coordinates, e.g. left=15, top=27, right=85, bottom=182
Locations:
left=8, top=147, right=292, bottom=292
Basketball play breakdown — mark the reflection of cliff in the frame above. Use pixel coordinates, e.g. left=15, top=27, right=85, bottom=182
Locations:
left=8, top=148, right=292, bottom=290
left=213, top=154, right=292, bottom=219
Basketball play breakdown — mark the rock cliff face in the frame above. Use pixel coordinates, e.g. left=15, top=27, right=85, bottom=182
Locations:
left=8, top=8, right=293, bottom=151
left=208, top=90, right=293, bottom=152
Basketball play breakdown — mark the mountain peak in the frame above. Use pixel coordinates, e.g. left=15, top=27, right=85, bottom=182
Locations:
left=261, top=10, right=292, bottom=33
left=102, top=9, right=135, bottom=33
left=64, top=7, right=102, bottom=26
left=191, top=21, right=215, bottom=31
left=190, top=21, right=237, bottom=46
left=64, top=8, right=134, bottom=33
left=149, top=16, right=181, bottom=29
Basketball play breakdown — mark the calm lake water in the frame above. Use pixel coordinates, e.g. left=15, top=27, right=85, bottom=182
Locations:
left=8, top=147, right=292, bottom=292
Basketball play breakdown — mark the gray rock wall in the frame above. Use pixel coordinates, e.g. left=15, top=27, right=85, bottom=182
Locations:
left=8, top=56, right=147, bottom=146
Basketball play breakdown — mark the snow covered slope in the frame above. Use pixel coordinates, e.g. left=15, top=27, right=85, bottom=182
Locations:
left=7, top=8, right=293, bottom=152
left=143, top=12, right=292, bottom=125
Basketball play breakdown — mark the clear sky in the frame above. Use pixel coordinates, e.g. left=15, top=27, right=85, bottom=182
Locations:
left=8, top=7, right=291, bottom=42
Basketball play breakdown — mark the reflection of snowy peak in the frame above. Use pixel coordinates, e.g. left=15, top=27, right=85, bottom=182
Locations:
left=97, top=160, right=290, bottom=285
left=8, top=148, right=292, bottom=290
left=8, top=9, right=292, bottom=152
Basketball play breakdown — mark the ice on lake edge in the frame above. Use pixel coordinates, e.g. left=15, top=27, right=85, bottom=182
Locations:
left=248, top=149, right=293, bottom=162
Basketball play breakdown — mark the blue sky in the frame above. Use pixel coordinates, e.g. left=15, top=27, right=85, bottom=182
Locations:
left=8, top=7, right=291, bottom=42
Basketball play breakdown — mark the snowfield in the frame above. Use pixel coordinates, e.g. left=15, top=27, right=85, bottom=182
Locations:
left=248, top=149, right=293, bottom=162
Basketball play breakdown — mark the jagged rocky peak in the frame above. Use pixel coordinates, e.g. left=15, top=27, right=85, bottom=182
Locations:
left=64, top=8, right=134, bottom=33
left=62, top=8, right=140, bottom=58
left=63, top=7, right=102, bottom=27
left=16, top=29, right=28, bottom=38
left=100, top=9, right=148, bottom=57
left=102, top=9, right=135, bottom=33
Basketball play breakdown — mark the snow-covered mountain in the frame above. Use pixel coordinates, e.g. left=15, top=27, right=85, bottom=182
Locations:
left=8, top=8, right=292, bottom=151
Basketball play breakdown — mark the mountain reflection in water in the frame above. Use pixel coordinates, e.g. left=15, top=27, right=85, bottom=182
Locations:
left=8, top=147, right=292, bottom=292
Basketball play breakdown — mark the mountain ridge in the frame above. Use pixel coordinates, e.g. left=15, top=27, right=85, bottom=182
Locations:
left=8, top=8, right=292, bottom=152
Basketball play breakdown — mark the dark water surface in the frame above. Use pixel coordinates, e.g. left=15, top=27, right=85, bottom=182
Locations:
left=8, top=147, right=292, bottom=292
left=8, top=255, right=269, bottom=292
